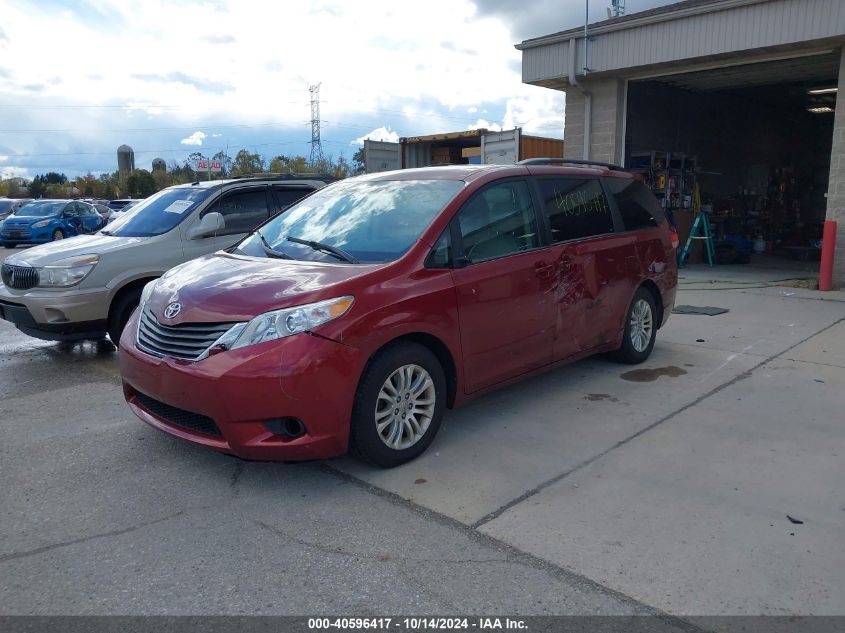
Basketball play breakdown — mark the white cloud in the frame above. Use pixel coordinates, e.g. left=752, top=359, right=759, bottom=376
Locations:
left=468, top=119, right=502, bottom=132
left=0, top=165, right=31, bottom=179
left=180, top=131, right=207, bottom=146
left=352, top=126, right=400, bottom=145
left=0, top=0, right=567, bottom=176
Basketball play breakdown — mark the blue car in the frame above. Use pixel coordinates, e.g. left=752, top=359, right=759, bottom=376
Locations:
left=1, top=200, right=105, bottom=248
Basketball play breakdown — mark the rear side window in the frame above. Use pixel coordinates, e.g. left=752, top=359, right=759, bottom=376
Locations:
left=272, top=186, right=313, bottom=212
left=537, top=178, right=613, bottom=242
left=203, top=188, right=270, bottom=235
left=604, top=178, right=664, bottom=230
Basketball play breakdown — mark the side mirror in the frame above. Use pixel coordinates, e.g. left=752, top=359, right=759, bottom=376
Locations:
left=187, top=212, right=225, bottom=240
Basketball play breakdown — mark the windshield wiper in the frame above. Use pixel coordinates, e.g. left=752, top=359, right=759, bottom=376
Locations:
left=257, top=230, right=293, bottom=260
left=99, top=229, right=112, bottom=236
left=287, top=235, right=359, bottom=264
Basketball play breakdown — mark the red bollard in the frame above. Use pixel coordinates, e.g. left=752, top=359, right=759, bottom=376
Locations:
left=819, top=220, right=837, bottom=291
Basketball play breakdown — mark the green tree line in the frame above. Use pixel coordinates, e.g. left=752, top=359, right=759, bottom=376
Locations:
left=1, top=147, right=366, bottom=201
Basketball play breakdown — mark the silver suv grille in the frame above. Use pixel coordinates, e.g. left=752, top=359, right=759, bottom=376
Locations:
left=1, top=264, right=39, bottom=290
left=136, top=305, right=237, bottom=360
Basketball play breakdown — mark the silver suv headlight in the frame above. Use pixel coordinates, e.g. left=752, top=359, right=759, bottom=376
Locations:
left=215, top=296, right=354, bottom=352
left=36, top=255, right=99, bottom=288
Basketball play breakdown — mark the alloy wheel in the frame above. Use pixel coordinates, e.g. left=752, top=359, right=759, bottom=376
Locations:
left=629, top=298, right=653, bottom=353
left=374, top=363, right=436, bottom=450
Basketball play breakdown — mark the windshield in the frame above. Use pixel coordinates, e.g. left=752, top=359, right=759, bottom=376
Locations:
left=237, top=179, right=463, bottom=264
left=106, top=187, right=213, bottom=237
left=15, top=201, right=65, bottom=217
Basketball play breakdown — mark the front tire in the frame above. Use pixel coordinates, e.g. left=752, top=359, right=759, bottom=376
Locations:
left=2, top=243, right=14, bottom=249
left=611, top=287, right=657, bottom=364
left=350, top=342, right=446, bottom=468
left=108, top=287, right=143, bottom=347
left=51, top=229, right=64, bottom=241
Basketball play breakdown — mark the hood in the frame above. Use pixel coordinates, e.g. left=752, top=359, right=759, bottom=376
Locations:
left=148, top=252, right=384, bottom=324
left=3, top=213, right=57, bottom=227
left=6, top=233, right=148, bottom=266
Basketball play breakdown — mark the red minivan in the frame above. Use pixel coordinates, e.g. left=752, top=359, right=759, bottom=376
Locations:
left=119, top=161, right=678, bottom=467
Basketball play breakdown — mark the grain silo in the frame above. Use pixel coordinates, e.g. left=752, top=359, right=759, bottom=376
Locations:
left=117, top=144, right=135, bottom=180
left=152, top=158, right=166, bottom=173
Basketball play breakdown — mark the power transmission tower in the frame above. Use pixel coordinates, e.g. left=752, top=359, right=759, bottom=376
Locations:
left=610, top=0, right=625, bottom=17
left=309, top=83, right=325, bottom=167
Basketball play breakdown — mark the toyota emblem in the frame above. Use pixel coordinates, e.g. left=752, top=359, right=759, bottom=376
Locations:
left=163, top=302, right=182, bottom=319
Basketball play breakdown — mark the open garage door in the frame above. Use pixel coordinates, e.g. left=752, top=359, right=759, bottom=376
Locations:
left=624, top=51, right=838, bottom=266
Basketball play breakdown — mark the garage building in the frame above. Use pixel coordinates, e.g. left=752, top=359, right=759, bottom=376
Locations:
left=517, top=0, right=845, bottom=284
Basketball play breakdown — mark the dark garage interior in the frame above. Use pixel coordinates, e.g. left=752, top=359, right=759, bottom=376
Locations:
left=625, top=52, right=838, bottom=264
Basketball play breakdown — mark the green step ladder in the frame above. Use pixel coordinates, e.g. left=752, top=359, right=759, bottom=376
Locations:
left=678, top=211, right=715, bottom=267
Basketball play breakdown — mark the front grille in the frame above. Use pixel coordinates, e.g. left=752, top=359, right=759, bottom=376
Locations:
left=2, top=230, right=31, bottom=238
left=136, top=305, right=237, bottom=361
left=134, top=391, right=222, bottom=437
left=1, top=263, right=39, bottom=290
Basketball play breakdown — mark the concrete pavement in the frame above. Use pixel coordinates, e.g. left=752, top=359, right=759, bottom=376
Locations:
left=1, top=247, right=843, bottom=618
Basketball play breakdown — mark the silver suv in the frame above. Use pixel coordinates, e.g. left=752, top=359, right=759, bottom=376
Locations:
left=0, top=198, right=35, bottom=222
left=0, top=175, right=334, bottom=343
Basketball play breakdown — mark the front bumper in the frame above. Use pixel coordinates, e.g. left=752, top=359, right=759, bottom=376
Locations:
left=0, top=282, right=110, bottom=341
left=118, top=310, right=364, bottom=461
left=1, top=226, right=54, bottom=244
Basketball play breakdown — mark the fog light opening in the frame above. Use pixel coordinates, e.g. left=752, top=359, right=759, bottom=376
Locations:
left=264, top=417, right=306, bottom=439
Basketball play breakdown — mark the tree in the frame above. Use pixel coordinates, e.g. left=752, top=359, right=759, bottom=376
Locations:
left=231, top=149, right=265, bottom=176
left=28, top=172, right=68, bottom=198
left=212, top=150, right=232, bottom=178
left=75, top=173, right=100, bottom=198
left=268, top=154, right=307, bottom=174
left=126, top=169, right=157, bottom=198
left=352, top=146, right=366, bottom=175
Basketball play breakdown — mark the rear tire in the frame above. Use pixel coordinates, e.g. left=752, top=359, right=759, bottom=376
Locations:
left=108, top=287, right=143, bottom=347
left=350, top=342, right=446, bottom=468
left=51, top=229, right=64, bottom=241
left=610, top=287, right=657, bottom=364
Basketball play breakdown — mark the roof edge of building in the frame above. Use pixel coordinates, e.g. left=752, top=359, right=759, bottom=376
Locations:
left=515, top=0, right=769, bottom=50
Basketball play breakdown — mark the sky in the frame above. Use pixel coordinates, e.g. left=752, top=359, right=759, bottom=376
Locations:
left=0, top=0, right=674, bottom=180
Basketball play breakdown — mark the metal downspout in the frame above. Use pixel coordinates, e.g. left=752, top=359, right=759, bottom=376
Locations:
left=569, top=37, right=592, bottom=160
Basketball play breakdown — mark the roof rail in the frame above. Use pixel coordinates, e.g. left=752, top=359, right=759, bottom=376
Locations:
left=232, top=172, right=337, bottom=181
left=518, top=158, right=626, bottom=171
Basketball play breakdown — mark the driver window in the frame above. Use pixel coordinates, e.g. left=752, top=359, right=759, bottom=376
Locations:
left=457, top=180, right=538, bottom=264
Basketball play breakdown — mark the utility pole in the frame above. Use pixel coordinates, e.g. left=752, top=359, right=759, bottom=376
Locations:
left=309, top=83, right=325, bottom=169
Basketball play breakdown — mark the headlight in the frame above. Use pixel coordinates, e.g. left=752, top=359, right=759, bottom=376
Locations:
left=222, top=296, right=354, bottom=351
left=139, top=279, right=158, bottom=310
left=32, top=220, right=51, bottom=228
left=36, top=255, right=99, bottom=288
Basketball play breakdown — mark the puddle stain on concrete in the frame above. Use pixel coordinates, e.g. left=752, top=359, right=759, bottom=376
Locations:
left=620, top=366, right=688, bottom=382
left=584, top=393, right=620, bottom=402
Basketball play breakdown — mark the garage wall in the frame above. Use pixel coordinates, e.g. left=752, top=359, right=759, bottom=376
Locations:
left=521, top=0, right=845, bottom=85
left=563, top=78, right=625, bottom=165
left=825, top=47, right=845, bottom=286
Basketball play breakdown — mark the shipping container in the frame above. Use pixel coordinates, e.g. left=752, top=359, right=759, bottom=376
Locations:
left=363, top=128, right=564, bottom=173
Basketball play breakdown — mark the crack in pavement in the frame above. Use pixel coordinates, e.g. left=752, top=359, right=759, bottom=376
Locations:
left=0, top=510, right=185, bottom=565
left=469, top=315, right=845, bottom=529
left=253, top=518, right=506, bottom=565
